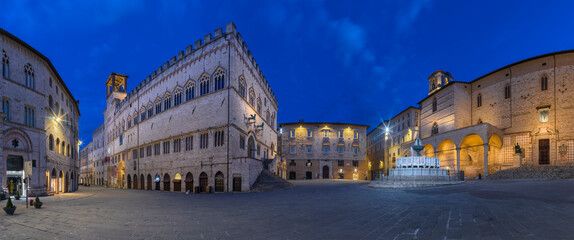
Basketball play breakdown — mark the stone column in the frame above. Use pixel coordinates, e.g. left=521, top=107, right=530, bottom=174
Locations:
left=483, top=144, right=489, bottom=176
left=456, top=148, right=461, bottom=173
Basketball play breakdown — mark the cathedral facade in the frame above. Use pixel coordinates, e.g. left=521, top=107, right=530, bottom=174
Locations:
left=88, top=23, right=278, bottom=192
left=1, top=28, right=80, bottom=196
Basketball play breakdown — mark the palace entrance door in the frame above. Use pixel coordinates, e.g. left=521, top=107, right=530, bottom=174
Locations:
left=539, top=139, right=550, bottom=165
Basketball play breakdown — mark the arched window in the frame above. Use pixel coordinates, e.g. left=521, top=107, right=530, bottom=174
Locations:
left=67, top=144, right=70, bottom=156
left=257, top=97, right=261, bottom=113
left=477, top=93, right=482, bottom=107
left=133, top=112, right=138, bottom=125
left=155, top=99, right=161, bottom=114
left=541, top=75, right=548, bottom=91
left=2, top=50, right=9, bottom=79
left=140, top=107, right=146, bottom=122
left=214, top=70, right=225, bottom=91
left=174, top=90, right=182, bottom=106
left=185, top=82, right=195, bottom=101
left=127, top=116, right=132, bottom=128
left=432, top=98, right=437, bottom=112
left=49, top=95, right=54, bottom=111
left=49, top=134, right=54, bottom=151
left=200, top=75, right=210, bottom=96
left=266, top=110, right=270, bottom=123
left=164, top=94, right=172, bottom=110
left=249, top=88, right=255, bottom=106
left=504, top=84, right=511, bottom=99
left=239, top=77, right=246, bottom=98
left=24, top=63, right=34, bottom=89
left=61, top=141, right=66, bottom=155
left=431, top=123, right=438, bottom=135
left=56, top=138, right=60, bottom=153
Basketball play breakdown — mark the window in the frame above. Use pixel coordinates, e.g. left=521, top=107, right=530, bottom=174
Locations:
left=214, top=70, right=225, bottom=91
left=49, top=135, right=54, bottom=151
left=140, top=147, right=145, bottom=158
left=132, top=149, right=138, bottom=159
left=324, top=131, right=329, bottom=137
left=239, top=135, right=245, bottom=149
left=339, top=131, right=343, bottom=138
left=354, top=131, right=358, bottom=139
left=185, top=83, right=195, bottom=101
left=24, top=63, right=34, bottom=89
left=290, top=145, right=295, bottom=153
left=2, top=51, right=9, bottom=79
left=163, top=141, right=170, bottom=154
left=200, top=133, right=209, bottom=149
left=338, top=160, right=344, bottom=166
left=257, top=144, right=261, bottom=156
left=155, top=101, right=161, bottom=114
left=540, top=110, right=549, bottom=123
left=352, top=160, right=359, bottom=167
left=239, top=77, right=246, bottom=98
left=353, top=147, right=358, bottom=154
left=290, top=130, right=295, bottom=138
left=541, top=75, right=548, bottom=91
left=257, top=97, right=261, bottom=113
left=323, top=146, right=329, bottom=153
left=49, top=78, right=52, bottom=87
left=307, top=145, right=312, bottom=153
left=338, top=146, right=344, bottom=153
left=154, top=143, right=160, bottom=155
left=214, top=130, right=224, bottom=147
left=146, top=145, right=152, bottom=156
left=133, top=113, right=139, bottom=125
left=307, top=130, right=312, bottom=138
left=289, top=160, right=296, bottom=166
left=432, top=122, right=439, bottom=135
left=164, top=95, right=172, bottom=110
left=174, top=139, right=181, bottom=152
left=249, top=88, right=255, bottom=106
left=119, top=134, right=123, bottom=145
left=185, top=136, right=193, bottom=151
left=477, top=93, right=482, bottom=107
left=174, top=91, right=182, bottom=106
left=504, top=84, right=511, bottom=99
left=140, top=108, right=146, bottom=121
left=200, top=75, right=210, bottom=96
left=24, top=106, right=35, bottom=127
left=432, top=98, right=437, bottom=112
left=3, top=99, right=10, bottom=121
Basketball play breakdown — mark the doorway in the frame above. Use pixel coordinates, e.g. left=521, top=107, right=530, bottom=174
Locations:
left=322, top=166, right=329, bottom=179
left=306, top=171, right=312, bottom=180
left=539, top=139, right=550, bottom=165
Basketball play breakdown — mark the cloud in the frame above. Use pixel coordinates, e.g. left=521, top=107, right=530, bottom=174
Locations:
left=396, top=0, right=433, bottom=34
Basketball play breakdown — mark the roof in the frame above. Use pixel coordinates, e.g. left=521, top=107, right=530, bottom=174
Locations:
left=417, top=81, right=469, bottom=105
left=279, top=122, right=370, bottom=128
left=389, top=106, right=419, bottom=121
left=0, top=27, right=81, bottom=115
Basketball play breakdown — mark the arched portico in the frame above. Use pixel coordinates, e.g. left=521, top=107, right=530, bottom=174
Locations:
left=459, top=134, right=485, bottom=177
left=437, top=139, right=457, bottom=172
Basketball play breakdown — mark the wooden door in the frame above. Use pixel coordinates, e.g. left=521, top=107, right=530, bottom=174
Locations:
left=539, top=139, right=550, bottom=165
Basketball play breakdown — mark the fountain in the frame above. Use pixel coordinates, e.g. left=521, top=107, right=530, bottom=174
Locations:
left=369, top=138, right=463, bottom=188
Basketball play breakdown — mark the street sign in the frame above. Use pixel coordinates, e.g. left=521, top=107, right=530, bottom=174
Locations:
left=24, top=161, right=32, bottom=176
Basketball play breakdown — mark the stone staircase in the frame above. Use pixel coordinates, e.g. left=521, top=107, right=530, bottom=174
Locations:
left=487, top=166, right=574, bottom=180
left=251, top=169, right=293, bottom=192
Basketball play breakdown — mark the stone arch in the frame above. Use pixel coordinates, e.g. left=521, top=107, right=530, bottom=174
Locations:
left=127, top=174, right=132, bottom=189
left=185, top=172, right=193, bottom=193
left=163, top=173, right=170, bottom=191
left=140, top=174, right=145, bottom=190
left=247, top=135, right=256, bottom=158
left=459, top=134, right=485, bottom=177
left=488, top=133, right=503, bottom=174
left=59, top=170, right=64, bottom=193
left=154, top=173, right=161, bottom=190
left=424, top=144, right=435, bottom=157
left=3, top=128, right=33, bottom=151
left=147, top=174, right=152, bottom=190
left=173, top=172, right=182, bottom=192
left=199, top=172, right=208, bottom=193
left=133, top=174, right=138, bottom=189
left=215, top=171, right=224, bottom=192
left=437, top=139, right=457, bottom=171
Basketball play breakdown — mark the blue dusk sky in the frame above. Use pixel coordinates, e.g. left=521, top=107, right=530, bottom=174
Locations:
left=2, top=0, right=574, bottom=146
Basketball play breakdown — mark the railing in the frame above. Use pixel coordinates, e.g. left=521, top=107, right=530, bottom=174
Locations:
left=376, top=170, right=465, bottom=182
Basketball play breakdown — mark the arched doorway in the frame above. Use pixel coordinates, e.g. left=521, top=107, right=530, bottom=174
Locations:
left=215, top=171, right=224, bottom=192
left=306, top=171, right=312, bottom=179
left=247, top=136, right=256, bottom=158
left=185, top=172, right=193, bottom=193
left=488, top=134, right=503, bottom=174
left=437, top=139, right=457, bottom=173
left=147, top=174, right=152, bottom=190
left=199, top=172, right=208, bottom=193
left=64, top=172, right=68, bottom=192
left=50, top=168, right=57, bottom=193
left=173, top=173, right=182, bottom=192
left=117, top=161, right=125, bottom=188
left=424, top=144, right=435, bottom=158
left=233, top=176, right=242, bottom=192
left=460, top=134, right=485, bottom=177
left=127, top=175, right=132, bottom=189
left=59, top=170, right=64, bottom=193
left=154, top=174, right=161, bottom=190
left=163, top=173, right=170, bottom=191
left=140, top=174, right=145, bottom=190
left=289, top=171, right=296, bottom=180
left=322, top=166, right=329, bottom=179
left=133, top=174, right=138, bottom=189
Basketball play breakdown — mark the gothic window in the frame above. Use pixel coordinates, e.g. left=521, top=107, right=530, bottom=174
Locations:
left=266, top=110, right=270, bottom=123
left=431, top=122, right=439, bottom=135
left=49, top=134, right=54, bottom=151
left=24, top=63, right=34, bottom=89
left=49, top=96, right=54, bottom=111
left=164, top=94, right=172, bottom=110
left=140, top=107, right=146, bottom=121
left=540, top=110, right=549, bottom=123
left=147, top=104, right=153, bottom=118
left=56, top=138, right=60, bottom=153
left=214, top=130, right=224, bottom=147
left=200, top=75, right=210, bottom=96
left=61, top=141, right=66, bottom=155
left=185, top=83, right=195, bottom=101
left=249, top=88, right=255, bottom=106
left=541, top=75, right=548, bottom=91
left=163, top=141, right=170, bottom=154
left=174, top=91, right=182, bottom=106
left=155, top=100, right=162, bottom=114
left=477, top=93, right=482, bottom=107
left=504, top=84, right=511, bottom=99
left=239, top=77, right=246, bottom=98
left=3, top=99, right=10, bottom=121
left=2, top=51, right=9, bottom=79
left=133, top=112, right=138, bottom=125
left=257, top=97, right=262, bottom=113
left=432, top=98, right=437, bottom=112
left=214, top=70, right=225, bottom=91
left=185, top=136, right=193, bottom=151
left=24, top=106, right=35, bottom=127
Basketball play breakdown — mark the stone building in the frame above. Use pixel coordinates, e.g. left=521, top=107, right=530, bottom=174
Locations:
left=79, top=124, right=104, bottom=185
left=278, top=122, right=369, bottom=180
left=377, top=50, right=574, bottom=178
left=366, top=120, right=387, bottom=179
left=87, top=22, right=278, bottom=192
left=1, top=28, right=80, bottom=196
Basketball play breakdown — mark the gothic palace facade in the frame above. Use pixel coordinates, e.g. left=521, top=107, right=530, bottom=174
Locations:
left=368, top=50, right=574, bottom=178
left=86, top=23, right=278, bottom=193
left=1, top=28, right=80, bottom=196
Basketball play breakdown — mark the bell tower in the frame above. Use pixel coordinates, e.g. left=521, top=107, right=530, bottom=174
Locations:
left=106, top=73, right=129, bottom=106
left=428, top=70, right=453, bottom=95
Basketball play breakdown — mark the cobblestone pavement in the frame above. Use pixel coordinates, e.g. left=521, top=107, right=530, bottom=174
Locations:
left=1, top=179, right=573, bottom=240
